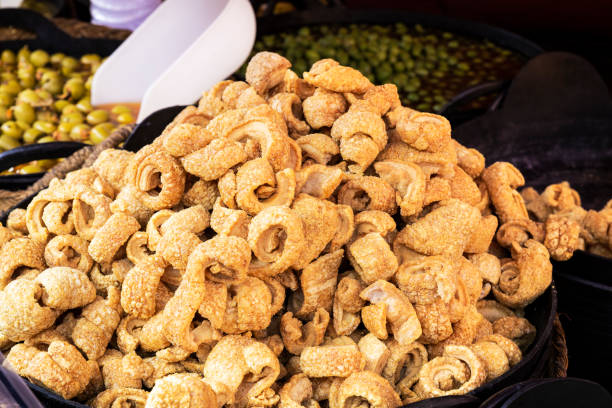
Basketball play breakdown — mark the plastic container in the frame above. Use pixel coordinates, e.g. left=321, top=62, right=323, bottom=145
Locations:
left=90, top=0, right=161, bottom=30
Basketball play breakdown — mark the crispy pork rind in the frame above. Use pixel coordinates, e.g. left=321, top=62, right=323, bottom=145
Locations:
left=126, top=145, right=186, bottom=210
left=35, top=267, right=95, bottom=309
left=470, top=334, right=522, bottom=380
left=492, top=316, right=536, bottom=352
left=25, top=180, right=74, bottom=242
left=203, top=335, right=280, bottom=406
left=295, top=164, right=343, bottom=200
left=296, top=133, right=340, bottom=165
left=387, top=107, right=451, bottom=153
left=160, top=105, right=210, bottom=137
left=302, top=88, right=348, bottom=130
left=279, top=374, right=320, bottom=408
left=99, top=350, right=152, bottom=389
left=281, top=308, right=330, bottom=355
left=299, top=342, right=365, bottom=378
left=248, top=205, right=305, bottom=277
left=6, top=341, right=92, bottom=399
left=91, top=388, right=149, bottom=408
left=465, top=214, right=499, bottom=254
left=396, top=199, right=480, bottom=258
left=348, top=233, right=398, bottom=284
left=333, top=273, right=364, bottom=336
left=89, top=213, right=140, bottom=264
left=7, top=208, right=27, bottom=233
left=382, top=340, right=428, bottom=398
left=337, top=175, right=397, bottom=214
left=331, top=110, right=387, bottom=172
left=121, top=255, right=167, bottom=319
left=92, top=149, right=134, bottom=191
left=329, top=370, right=401, bottom=408
left=303, top=59, right=373, bottom=94
left=374, top=160, right=426, bottom=217
left=290, top=250, right=342, bottom=319
left=544, top=214, right=582, bottom=261
left=492, top=240, right=552, bottom=308
left=70, top=287, right=122, bottom=360
left=0, top=279, right=59, bottom=341
left=452, top=139, right=485, bottom=179
left=44, top=235, right=93, bottom=273
left=0, top=237, right=45, bottom=289
left=360, top=280, right=422, bottom=345
left=210, top=199, right=250, bottom=239
left=182, top=137, right=248, bottom=181
left=415, top=344, right=486, bottom=398
left=353, top=210, right=396, bottom=242
left=269, top=92, right=310, bottom=136
left=246, top=51, right=292, bottom=96
left=73, top=187, right=112, bottom=241
left=356, top=333, right=390, bottom=374
left=182, top=178, right=218, bottom=209
left=145, top=373, right=217, bottom=408
left=469, top=253, right=501, bottom=299
left=236, top=158, right=296, bottom=215
left=109, top=185, right=154, bottom=225
left=161, top=123, right=216, bottom=157
left=349, top=84, right=401, bottom=117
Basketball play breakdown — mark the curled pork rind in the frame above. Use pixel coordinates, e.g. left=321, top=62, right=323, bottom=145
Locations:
left=1, top=51, right=564, bottom=405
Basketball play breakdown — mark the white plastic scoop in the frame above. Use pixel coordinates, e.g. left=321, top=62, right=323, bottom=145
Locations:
left=91, top=0, right=256, bottom=121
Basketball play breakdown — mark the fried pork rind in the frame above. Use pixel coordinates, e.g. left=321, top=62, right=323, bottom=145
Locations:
left=296, top=133, right=340, bottom=165
left=469, top=253, right=501, bottom=299
left=160, top=105, right=210, bottom=138
left=121, top=255, right=167, bottom=319
left=91, top=388, right=149, bottom=408
left=388, top=107, right=451, bottom=153
left=0, top=237, right=45, bottom=289
left=493, top=316, right=536, bottom=352
left=360, top=280, right=422, bottom=345
left=73, top=187, right=112, bottom=241
left=25, top=180, right=74, bottom=242
left=7, top=208, right=27, bottom=233
left=331, top=110, right=387, bottom=172
left=246, top=51, right=292, bottom=96
left=281, top=308, right=330, bottom=355
left=92, top=149, right=134, bottom=192
left=302, top=88, right=348, bottom=130
left=279, top=374, right=319, bottom=408
left=7, top=341, right=92, bottom=399
left=71, top=287, right=122, bottom=360
left=330, top=370, right=401, bottom=408
left=44, top=235, right=93, bottom=273
left=492, top=240, right=552, bottom=308
left=41, top=203, right=73, bottom=235
left=349, top=84, right=401, bottom=117
left=89, top=213, right=140, bottom=264
left=291, top=250, right=342, bottom=319
left=476, top=300, right=516, bottom=323
left=182, top=178, right=218, bottom=210
left=353, top=210, right=396, bottom=243
left=357, top=333, right=390, bottom=374
left=210, top=199, right=250, bottom=239
left=337, top=176, right=397, bottom=214
left=395, top=199, right=480, bottom=258
left=465, top=214, right=499, bottom=254
left=182, top=138, right=248, bottom=181
left=544, top=214, right=582, bottom=261
left=0, top=279, right=59, bottom=341
left=303, top=59, right=373, bottom=94
left=236, top=158, right=296, bottom=215
left=110, top=185, right=154, bottom=225
left=161, top=123, right=216, bottom=157
left=452, top=139, right=485, bottom=179
left=382, top=340, right=428, bottom=397
left=160, top=205, right=210, bottom=235
left=35, top=267, right=95, bottom=309
left=348, top=233, right=398, bottom=284
left=333, top=274, right=363, bottom=336
left=269, top=92, right=310, bottom=136
left=361, top=303, right=388, bottom=340
left=295, top=164, right=343, bottom=200
left=203, top=335, right=280, bottom=406
left=100, top=350, right=152, bottom=389
left=145, top=373, right=217, bottom=408
left=248, top=206, right=305, bottom=277
left=126, top=145, right=186, bottom=210
left=299, top=343, right=365, bottom=377
left=374, top=160, right=426, bottom=217
left=415, top=344, right=486, bottom=398
left=471, top=334, right=522, bottom=380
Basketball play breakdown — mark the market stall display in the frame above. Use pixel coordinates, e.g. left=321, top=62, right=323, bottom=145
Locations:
left=0, top=52, right=565, bottom=407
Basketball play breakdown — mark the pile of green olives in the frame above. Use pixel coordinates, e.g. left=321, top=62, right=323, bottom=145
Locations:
left=237, top=23, right=526, bottom=112
left=0, top=46, right=136, bottom=174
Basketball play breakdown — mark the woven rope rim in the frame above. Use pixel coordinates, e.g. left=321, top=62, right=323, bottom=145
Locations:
left=548, top=314, right=569, bottom=378
left=0, top=124, right=134, bottom=216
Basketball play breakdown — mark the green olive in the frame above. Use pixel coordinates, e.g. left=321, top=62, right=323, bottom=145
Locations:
left=19, top=164, right=45, bottom=174
left=111, top=104, right=132, bottom=115
left=53, top=100, right=70, bottom=112
left=57, top=122, right=76, bottom=134
left=61, top=56, right=79, bottom=76
left=61, top=104, right=79, bottom=115
left=84, top=75, right=93, bottom=91
left=53, top=131, right=71, bottom=141
left=22, top=128, right=43, bottom=144
left=13, top=103, right=35, bottom=124
left=36, top=109, right=58, bottom=123
left=1, top=121, right=23, bottom=139
left=86, top=109, right=109, bottom=125
left=90, top=122, right=114, bottom=144
left=19, top=76, right=35, bottom=89
left=80, top=54, right=101, bottom=67
left=116, top=112, right=135, bottom=124
left=37, top=159, right=57, bottom=168
left=1, top=80, right=22, bottom=95
left=40, top=71, right=63, bottom=95
left=30, top=49, right=50, bottom=67
left=60, top=111, right=84, bottom=124
left=70, top=123, right=90, bottom=141
left=0, top=134, right=20, bottom=150
left=0, top=91, right=13, bottom=106
left=50, top=52, right=65, bottom=66
left=0, top=106, right=8, bottom=122
left=62, top=77, right=85, bottom=101
left=17, top=46, right=30, bottom=63
left=76, top=97, right=92, bottom=113
left=16, top=89, right=40, bottom=105
left=37, top=135, right=55, bottom=143
left=33, top=120, right=56, bottom=134
left=1, top=49, right=16, bottom=65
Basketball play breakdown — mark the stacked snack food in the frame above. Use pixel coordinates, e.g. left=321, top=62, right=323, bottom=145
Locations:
left=0, top=46, right=136, bottom=174
left=0, top=52, right=566, bottom=407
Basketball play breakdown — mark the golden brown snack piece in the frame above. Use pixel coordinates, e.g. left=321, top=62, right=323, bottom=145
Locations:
left=44, top=235, right=93, bottom=273
left=332, top=274, right=363, bottom=336
left=302, top=88, right=347, bottom=130
left=91, top=388, right=148, bottom=408
left=210, top=199, right=250, bottom=239
left=7, top=341, right=92, bottom=399
left=182, top=138, right=248, bottom=181
left=145, top=373, right=217, bottom=408
left=269, top=92, right=310, bottom=136
left=92, top=149, right=134, bottom=191
left=330, top=371, right=401, bottom=408
left=7, top=208, right=27, bottom=234
left=382, top=340, right=428, bottom=398
left=99, top=350, right=151, bottom=389
left=160, top=205, right=210, bottom=236
left=544, top=214, right=582, bottom=261
left=388, top=107, right=451, bottom=153
left=348, top=233, right=398, bottom=284
left=121, top=255, right=167, bottom=319
left=0, top=279, right=59, bottom=341
left=109, top=185, right=154, bottom=225
left=161, top=123, right=216, bottom=157
left=362, top=303, right=388, bottom=340
left=465, top=214, right=499, bottom=254
left=303, top=59, right=373, bottom=94
left=182, top=178, right=218, bottom=209
left=35, top=267, right=95, bottom=310
left=203, top=335, right=280, bottom=406
left=452, top=139, right=485, bottom=179
left=360, top=280, right=422, bottom=345
left=89, top=213, right=140, bottom=264
left=415, top=344, right=486, bottom=398
left=296, top=133, right=339, bottom=165
left=281, top=308, right=330, bottom=355
left=73, top=187, right=112, bottom=241
left=299, top=343, right=365, bottom=377
left=246, top=51, right=292, bottom=96
left=492, top=240, right=552, bottom=308
left=0, top=237, right=45, bottom=289
left=279, top=374, right=319, bottom=408
left=492, top=316, right=536, bottom=351
left=349, top=84, right=401, bottom=117
left=471, top=334, right=522, bottom=380
left=337, top=176, right=397, bottom=214
left=357, top=333, right=390, bottom=374
left=236, top=158, right=296, bottom=215
left=374, top=160, right=426, bottom=217
left=295, top=164, right=343, bottom=200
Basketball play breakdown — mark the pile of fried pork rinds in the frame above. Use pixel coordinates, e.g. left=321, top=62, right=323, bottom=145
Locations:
left=0, top=51, right=590, bottom=408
